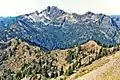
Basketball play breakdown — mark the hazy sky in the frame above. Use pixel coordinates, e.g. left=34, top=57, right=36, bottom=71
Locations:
left=0, top=0, right=120, bottom=16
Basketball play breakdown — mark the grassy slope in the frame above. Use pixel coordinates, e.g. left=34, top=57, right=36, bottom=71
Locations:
left=68, top=51, right=120, bottom=80
left=67, top=55, right=110, bottom=80
left=94, top=51, right=120, bottom=80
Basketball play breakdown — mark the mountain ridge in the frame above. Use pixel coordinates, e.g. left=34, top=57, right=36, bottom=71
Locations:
left=0, top=6, right=119, bottom=50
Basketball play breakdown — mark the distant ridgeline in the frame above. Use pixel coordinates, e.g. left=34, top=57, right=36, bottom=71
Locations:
left=0, top=6, right=120, bottom=50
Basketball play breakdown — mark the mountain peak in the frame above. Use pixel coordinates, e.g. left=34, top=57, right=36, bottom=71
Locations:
left=40, top=6, right=65, bottom=19
left=84, top=11, right=95, bottom=15
left=45, top=6, right=59, bottom=12
left=43, top=6, right=64, bottom=13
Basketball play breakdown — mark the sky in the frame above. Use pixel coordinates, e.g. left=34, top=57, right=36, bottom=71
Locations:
left=0, top=0, right=120, bottom=16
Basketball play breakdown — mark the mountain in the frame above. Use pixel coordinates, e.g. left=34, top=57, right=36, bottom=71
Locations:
left=0, top=6, right=119, bottom=50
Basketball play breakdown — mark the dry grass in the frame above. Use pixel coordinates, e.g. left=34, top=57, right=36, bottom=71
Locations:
left=94, top=52, right=120, bottom=80
left=68, top=56, right=110, bottom=80
left=81, top=40, right=101, bottom=52
left=50, top=50, right=69, bottom=69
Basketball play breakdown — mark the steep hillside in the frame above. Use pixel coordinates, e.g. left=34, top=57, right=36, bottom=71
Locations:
left=72, top=51, right=120, bottom=80
left=0, top=38, right=119, bottom=80
left=94, top=51, right=120, bottom=80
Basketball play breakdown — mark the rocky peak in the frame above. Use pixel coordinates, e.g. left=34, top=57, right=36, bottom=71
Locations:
left=21, top=6, right=118, bottom=27
left=46, top=6, right=51, bottom=12
left=35, top=10, right=39, bottom=15
left=45, top=6, right=64, bottom=13
left=79, top=12, right=118, bottom=27
left=84, top=11, right=95, bottom=16
left=40, top=6, right=65, bottom=19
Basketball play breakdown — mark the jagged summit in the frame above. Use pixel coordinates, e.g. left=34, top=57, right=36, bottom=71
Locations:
left=18, top=6, right=118, bottom=27
left=40, top=6, right=65, bottom=19
left=84, top=11, right=95, bottom=15
left=44, top=6, right=64, bottom=13
left=25, top=6, right=118, bottom=27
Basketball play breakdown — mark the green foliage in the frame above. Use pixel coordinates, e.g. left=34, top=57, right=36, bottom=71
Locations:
left=65, top=66, right=74, bottom=76
left=66, top=50, right=75, bottom=63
